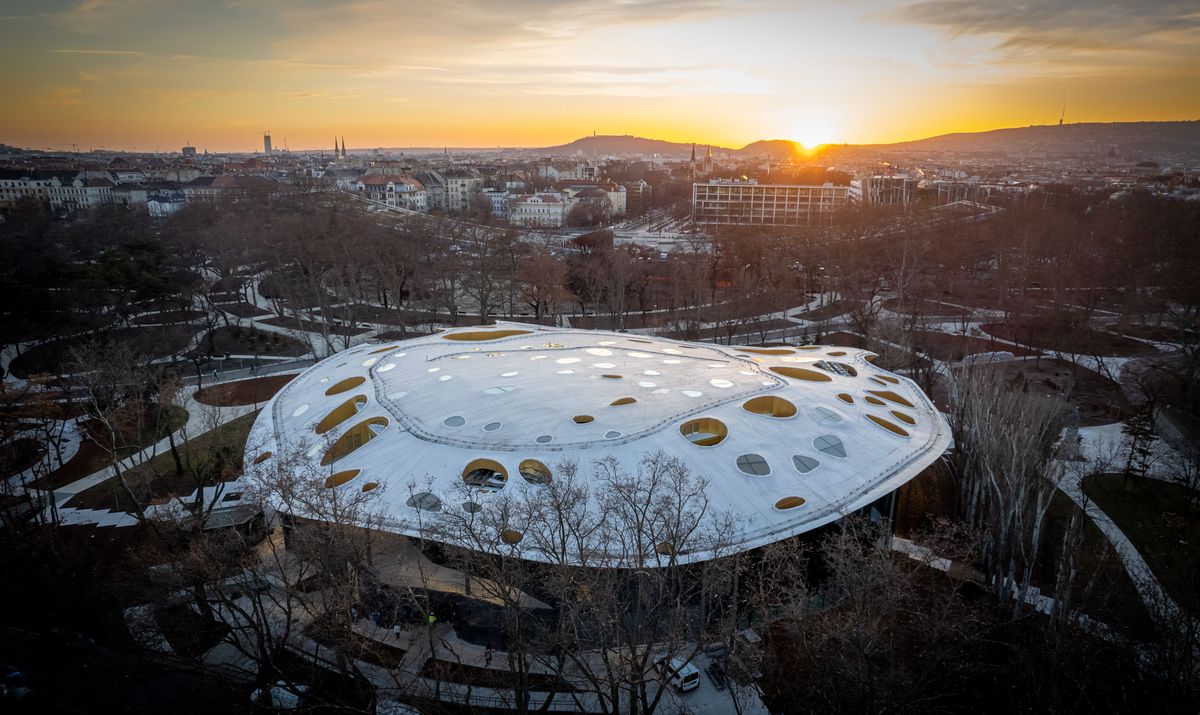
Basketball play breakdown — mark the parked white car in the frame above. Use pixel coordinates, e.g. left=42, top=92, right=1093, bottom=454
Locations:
left=654, top=656, right=700, bottom=693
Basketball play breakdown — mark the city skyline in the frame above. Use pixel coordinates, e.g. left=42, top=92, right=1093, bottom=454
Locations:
left=1, top=0, right=1198, bottom=152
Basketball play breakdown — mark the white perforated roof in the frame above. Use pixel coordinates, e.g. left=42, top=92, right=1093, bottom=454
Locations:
left=247, top=323, right=951, bottom=563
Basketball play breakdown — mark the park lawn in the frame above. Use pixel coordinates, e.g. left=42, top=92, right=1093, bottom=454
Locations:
left=982, top=320, right=1155, bottom=358
left=31, top=404, right=189, bottom=491
left=63, top=410, right=258, bottom=511
left=1082, top=473, right=1200, bottom=615
left=1028, top=490, right=1155, bottom=633
left=8, top=325, right=198, bottom=379
left=190, top=325, right=308, bottom=358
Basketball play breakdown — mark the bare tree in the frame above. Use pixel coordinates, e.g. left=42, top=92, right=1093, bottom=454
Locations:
left=946, top=363, right=1067, bottom=616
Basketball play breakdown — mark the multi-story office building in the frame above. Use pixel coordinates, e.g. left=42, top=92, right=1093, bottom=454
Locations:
left=691, top=179, right=850, bottom=226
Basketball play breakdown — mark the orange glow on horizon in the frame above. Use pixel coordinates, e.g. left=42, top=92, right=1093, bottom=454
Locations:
left=0, top=2, right=1195, bottom=152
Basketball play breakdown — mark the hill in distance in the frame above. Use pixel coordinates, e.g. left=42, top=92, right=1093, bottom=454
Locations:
left=870, top=120, right=1200, bottom=157
left=535, top=121, right=1200, bottom=160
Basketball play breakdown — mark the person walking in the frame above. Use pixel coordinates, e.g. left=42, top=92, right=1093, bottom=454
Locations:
left=484, top=644, right=494, bottom=667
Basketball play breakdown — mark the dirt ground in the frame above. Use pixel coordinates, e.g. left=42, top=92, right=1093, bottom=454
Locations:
left=193, top=374, right=295, bottom=407
left=911, top=330, right=1040, bottom=362
left=977, top=357, right=1129, bottom=426
left=983, top=321, right=1156, bottom=357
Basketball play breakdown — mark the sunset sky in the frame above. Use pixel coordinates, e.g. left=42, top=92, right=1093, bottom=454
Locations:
left=2, top=0, right=1198, bottom=152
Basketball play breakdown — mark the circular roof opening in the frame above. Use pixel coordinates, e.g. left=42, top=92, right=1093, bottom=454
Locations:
left=681, top=389, right=703, bottom=397
left=709, top=378, right=734, bottom=388
left=792, top=455, right=820, bottom=473
left=378, top=362, right=396, bottom=373
left=518, top=459, right=552, bottom=485
left=462, top=459, right=508, bottom=493
left=814, top=434, right=847, bottom=458
left=406, top=492, right=442, bottom=511
left=482, top=421, right=503, bottom=432
left=813, top=360, right=857, bottom=377
left=291, top=404, right=309, bottom=417
left=736, top=454, right=771, bottom=476
left=867, top=414, right=911, bottom=437
left=604, top=430, right=622, bottom=439
left=321, top=417, right=388, bottom=466
left=535, top=434, right=553, bottom=444
left=610, top=396, right=636, bottom=406
left=324, top=469, right=360, bottom=488
left=680, top=417, right=728, bottom=447
left=444, top=415, right=466, bottom=427
left=315, top=395, right=368, bottom=435
left=775, top=496, right=806, bottom=510
left=462, top=501, right=483, bottom=514
left=769, top=366, right=832, bottom=382
left=573, top=415, right=594, bottom=424
left=325, top=376, right=366, bottom=396
left=743, top=395, right=797, bottom=418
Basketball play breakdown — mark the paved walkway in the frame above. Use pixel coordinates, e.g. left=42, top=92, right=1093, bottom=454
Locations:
left=1057, top=423, right=1184, bottom=622
left=45, top=372, right=303, bottom=527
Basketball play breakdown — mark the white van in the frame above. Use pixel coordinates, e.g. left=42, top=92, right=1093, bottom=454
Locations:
left=654, top=656, right=700, bottom=693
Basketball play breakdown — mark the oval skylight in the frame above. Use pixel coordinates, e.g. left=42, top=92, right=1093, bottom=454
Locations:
left=555, top=357, right=581, bottom=365
left=361, top=357, right=378, bottom=367
left=814, top=434, right=847, bottom=458
left=709, top=378, right=734, bottom=388
left=406, top=492, right=442, bottom=512
left=736, top=453, right=771, bottom=476
left=813, top=406, right=843, bottom=425
left=483, top=421, right=503, bottom=432
left=378, top=362, right=396, bottom=372
left=535, top=434, right=553, bottom=444
left=586, top=348, right=613, bottom=356
left=443, top=415, right=466, bottom=427
left=682, top=389, right=703, bottom=397
left=792, top=455, right=820, bottom=473
left=291, top=404, right=309, bottom=417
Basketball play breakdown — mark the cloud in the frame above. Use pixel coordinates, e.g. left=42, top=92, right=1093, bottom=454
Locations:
left=37, top=86, right=83, bottom=106
left=51, top=0, right=157, bottom=34
left=428, top=64, right=774, bottom=97
left=54, top=48, right=145, bottom=55
left=895, top=0, right=1200, bottom=68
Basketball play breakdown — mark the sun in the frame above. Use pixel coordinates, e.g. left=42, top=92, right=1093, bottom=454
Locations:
left=793, top=115, right=837, bottom=150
